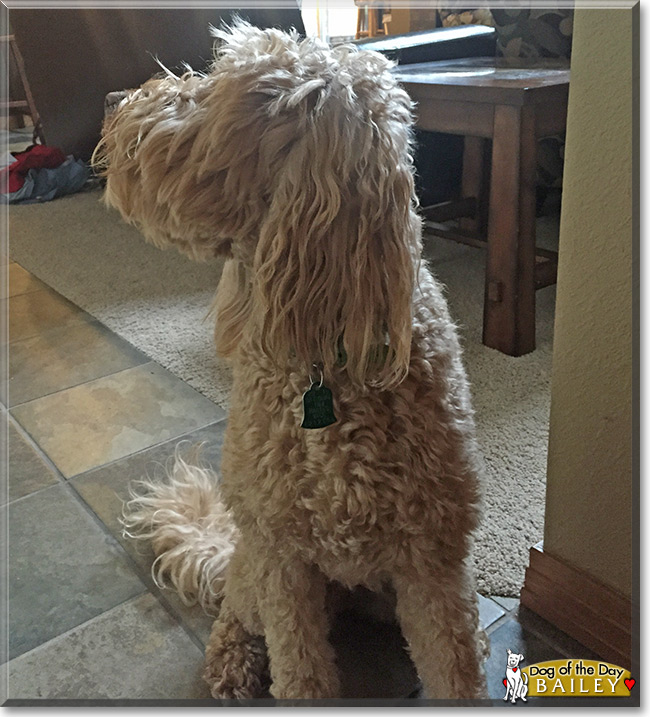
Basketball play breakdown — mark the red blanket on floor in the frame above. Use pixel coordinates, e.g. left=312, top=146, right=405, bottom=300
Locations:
left=1, top=145, right=66, bottom=194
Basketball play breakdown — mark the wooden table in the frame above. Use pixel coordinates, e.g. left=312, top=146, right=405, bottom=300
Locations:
left=393, top=57, right=570, bottom=356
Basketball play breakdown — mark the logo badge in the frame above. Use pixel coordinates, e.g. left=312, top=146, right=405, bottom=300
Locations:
left=503, top=649, right=529, bottom=703
left=503, top=655, right=635, bottom=699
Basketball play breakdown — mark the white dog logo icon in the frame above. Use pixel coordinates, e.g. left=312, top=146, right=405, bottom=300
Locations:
left=503, top=649, right=528, bottom=703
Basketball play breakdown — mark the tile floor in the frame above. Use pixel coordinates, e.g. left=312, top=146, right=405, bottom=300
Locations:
left=2, top=261, right=599, bottom=704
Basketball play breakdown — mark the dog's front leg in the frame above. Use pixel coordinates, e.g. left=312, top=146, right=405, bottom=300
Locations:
left=394, top=563, right=488, bottom=700
left=204, top=605, right=269, bottom=699
left=204, top=539, right=270, bottom=699
left=259, top=558, right=340, bottom=699
left=503, top=679, right=512, bottom=701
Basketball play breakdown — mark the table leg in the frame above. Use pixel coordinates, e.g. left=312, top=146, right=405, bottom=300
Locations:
left=459, top=136, right=488, bottom=237
left=483, top=104, right=537, bottom=356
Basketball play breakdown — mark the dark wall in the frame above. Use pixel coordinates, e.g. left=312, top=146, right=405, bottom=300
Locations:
left=11, top=8, right=305, bottom=160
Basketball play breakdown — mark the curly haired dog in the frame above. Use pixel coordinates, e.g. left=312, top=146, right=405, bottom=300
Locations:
left=95, top=21, right=488, bottom=700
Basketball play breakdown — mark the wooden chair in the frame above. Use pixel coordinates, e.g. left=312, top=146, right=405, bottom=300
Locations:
left=355, top=1, right=388, bottom=39
left=2, top=34, right=45, bottom=145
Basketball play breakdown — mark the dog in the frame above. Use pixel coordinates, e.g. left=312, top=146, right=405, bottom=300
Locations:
left=504, top=649, right=528, bottom=703
left=95, top=20, right=488, bottom=700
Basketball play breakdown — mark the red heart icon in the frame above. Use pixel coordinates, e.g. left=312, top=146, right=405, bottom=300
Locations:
left=503, top=679, right=507, bottom=686
left=513, top=667, right=518, bottom=672
left=624, top=678, right=635, bottom=691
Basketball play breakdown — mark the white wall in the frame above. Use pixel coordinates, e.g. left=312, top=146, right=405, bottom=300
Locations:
left=543, top=7, right=634, bottom=597
left=301, top=0, right=357, bottom=41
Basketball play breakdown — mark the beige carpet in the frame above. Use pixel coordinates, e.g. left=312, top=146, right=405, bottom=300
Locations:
left=9, top=188, right=558, bottom=597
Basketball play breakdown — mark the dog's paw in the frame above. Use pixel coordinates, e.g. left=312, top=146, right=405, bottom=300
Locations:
left=204, top=633, right=270, bottom=699
left=208, top=673, right=268, bottom=700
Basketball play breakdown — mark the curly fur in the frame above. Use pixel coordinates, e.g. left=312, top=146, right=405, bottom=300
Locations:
left=97, top=21, right=488, bottom=700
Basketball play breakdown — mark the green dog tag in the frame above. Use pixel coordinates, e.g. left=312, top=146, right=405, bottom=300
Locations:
left=301, top=383, right=337, bottom=429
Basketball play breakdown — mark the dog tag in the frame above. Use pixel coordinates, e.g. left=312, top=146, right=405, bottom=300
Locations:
left=301, top=383, right=337, bottom=429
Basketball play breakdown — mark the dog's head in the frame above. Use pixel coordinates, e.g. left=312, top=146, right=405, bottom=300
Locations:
left=95, top=21, right=421, bottom=389
left=506, top=649, right=525, bottom=668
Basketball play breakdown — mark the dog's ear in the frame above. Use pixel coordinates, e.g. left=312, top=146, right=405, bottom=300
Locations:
left=211, top=259, right=252, bottom=359
left=507, top=649, right=512, bottom=655
left=253, top=91, right=421, bottom=390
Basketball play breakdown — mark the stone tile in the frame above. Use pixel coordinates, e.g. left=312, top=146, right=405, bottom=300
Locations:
left=478, top=594, right=506, bottom=630
left=7, top=592, right=212, bottom=700
left=330, top=611, right=420, bottom=699
left=484, top=617, right=565, bottom=701
left=7, top=483, right=146, bottom=659
left=5, top=415, right=59, bottom=504
left=8, top=263, right=47, bottom=297
left=72, top=421, right=228, bottom=646
left=7, top=287, right=94, bottom=343
left=9, top=320, right=148, bottom=407
left=11, top=362, right=226, bottom=478
left=490, top=595, right=519, bottom=612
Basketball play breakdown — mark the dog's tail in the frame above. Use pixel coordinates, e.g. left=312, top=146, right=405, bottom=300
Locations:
left=120, top=445, right=239, bottom=614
